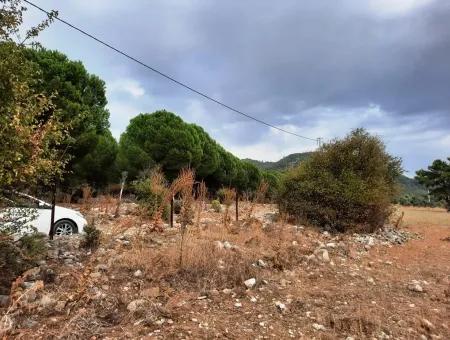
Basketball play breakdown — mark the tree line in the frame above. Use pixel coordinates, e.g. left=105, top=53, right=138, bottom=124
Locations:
left=6, top=47, right=280, bottom=196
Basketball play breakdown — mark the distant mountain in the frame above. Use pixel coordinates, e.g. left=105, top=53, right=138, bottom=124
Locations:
left=244, top=152, right=313, bottom=171
left=245, top=152, right=426, bottom=196
left=397, top=175, right=427, bottom=196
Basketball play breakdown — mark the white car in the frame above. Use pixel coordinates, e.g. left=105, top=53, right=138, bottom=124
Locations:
left=0, top=191, right=87, bottom=236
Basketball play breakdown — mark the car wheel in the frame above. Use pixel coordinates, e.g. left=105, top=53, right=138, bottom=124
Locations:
left=54, top=219, right=78, bottom=236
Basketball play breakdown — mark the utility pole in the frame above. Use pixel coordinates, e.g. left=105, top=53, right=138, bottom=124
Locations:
left=114, top=171, right=128, bottom=218
left=49, top=181, right=57, bottom=240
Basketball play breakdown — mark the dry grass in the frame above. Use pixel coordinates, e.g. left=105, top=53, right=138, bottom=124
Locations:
left=97, top=194, right=117, bottom=214
left=397, top=206, right=450, bottom=227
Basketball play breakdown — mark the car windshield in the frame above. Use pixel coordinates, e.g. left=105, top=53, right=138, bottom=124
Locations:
left=0, top=191, right=44, bottom=209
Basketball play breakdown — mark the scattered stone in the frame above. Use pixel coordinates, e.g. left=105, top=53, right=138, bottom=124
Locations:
left=312, top=323, right=326, bottom=331
left=39, top=294, right=56, bottom=308
left=208, top=289, right=219, bottom=296
left=22, top=281, right=35, bottom=289
left=214, top=241, right=224, bottom=250
left=234, top=302, right=242, bottom=308
left=257, top=259, right=267, bottom=268
left=54, top=300, right=66, bottom=312
left=134, top=270, right=143, bottom=278
left=421, top=318, right=434, bottom=332
left=275, top=301, right=287, bottom=312
left=244, top=278, right=256, bottom=289
left=408, top=280, right=424, bottom=293
left=314, top=248, right=330, bottom=263
left=223, top=241, right=232, bottom=250
left=222, top=288, right=232, bottom=295
left=367, top=277, right=375, bottom=285
left=127, top=299, right=147, bottom=313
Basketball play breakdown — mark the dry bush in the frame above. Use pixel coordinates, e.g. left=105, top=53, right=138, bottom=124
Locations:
left=81, top=184, right=93, bottom=212
left=98, top=194, right=117, bottom=214
left=152, top=168, right=195, bottom=231
left=221, top=187, right=236, bottom=227
left=178, top=169, right=195, bottom=266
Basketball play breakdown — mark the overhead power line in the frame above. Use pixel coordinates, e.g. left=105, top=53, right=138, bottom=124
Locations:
left=24, top=0, right=319, bottom=143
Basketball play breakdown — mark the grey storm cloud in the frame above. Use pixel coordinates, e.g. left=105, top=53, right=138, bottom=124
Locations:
left=28, top=0, right=450, bottom=172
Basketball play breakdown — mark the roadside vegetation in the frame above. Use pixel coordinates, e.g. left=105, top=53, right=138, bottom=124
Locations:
left=1, top=1, right=449, bottom=338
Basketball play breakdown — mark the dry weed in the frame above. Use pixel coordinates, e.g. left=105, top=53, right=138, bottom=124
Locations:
left=221, top=187, right=236, bottom=227
left=81, top=184, right=93, bottom=212
left=247, top=180, right=269, bottom=219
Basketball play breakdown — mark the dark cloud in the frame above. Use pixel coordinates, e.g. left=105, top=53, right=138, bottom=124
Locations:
left=29, top=0, right=450, bottom=172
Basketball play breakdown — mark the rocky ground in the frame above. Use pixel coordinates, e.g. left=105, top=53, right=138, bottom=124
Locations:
left=1, top=203, right=449, bottom=339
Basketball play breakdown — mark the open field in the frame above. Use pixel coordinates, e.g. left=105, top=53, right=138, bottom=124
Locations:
left=399, top=206, right=450, bottom=228
left=1, top=203, right=449, bottom=339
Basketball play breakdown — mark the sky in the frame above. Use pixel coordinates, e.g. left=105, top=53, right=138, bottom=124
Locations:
left=23, top=0, right=450, bottom=176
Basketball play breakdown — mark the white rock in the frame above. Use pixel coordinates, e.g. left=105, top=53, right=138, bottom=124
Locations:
left=127, top=299, right=147, bottom=313
left=214, top=240, right=224, bottom=250
left=408, top=281, right=424, bottom=292
left=244, top=278, right=256, bottom=289
left=133, top=270, right=143, bottom=278
left=312, top=323, right=326, bottom=331
left=421, top=318, right=434, bottom=331
left=257, top=259, right=267, bottom=268
left=234, top=302, right=242, bottom=307
left=39, top=294, right=56, bottom=308
left=315, top=248, right=330, bottom=262
left=223, top=241, right=232, bottom=250
left=275, top=301, right=286, bottom=312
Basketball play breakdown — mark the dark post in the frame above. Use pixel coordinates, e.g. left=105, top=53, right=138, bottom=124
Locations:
left=170, top=196, right=174, bottom=228
left=49, top=183, right=56, bottom=240
left=235, top=191, right=239, bottom=221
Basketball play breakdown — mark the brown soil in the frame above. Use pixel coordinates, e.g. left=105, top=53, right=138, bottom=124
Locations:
left=1, top=204, right=449, bottom=339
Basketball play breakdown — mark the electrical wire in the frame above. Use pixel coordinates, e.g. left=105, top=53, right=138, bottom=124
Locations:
left=24, top=0, right=319, bottom=143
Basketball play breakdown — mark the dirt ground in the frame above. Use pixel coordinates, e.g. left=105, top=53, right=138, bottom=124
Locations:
left=1, top=203, right=449, bottom=339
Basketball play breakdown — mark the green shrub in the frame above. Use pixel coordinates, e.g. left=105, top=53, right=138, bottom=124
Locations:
left=82, top=223, right=101, bottom=249
left=216, top=188, right=226, bottom=203
left=211, top=200, right=222, bottom=213
left=133, top=169, right=167, bottom=216
left=278, top=129, right=402, bottom=233
left=0, top=233, right=47, bottom=295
